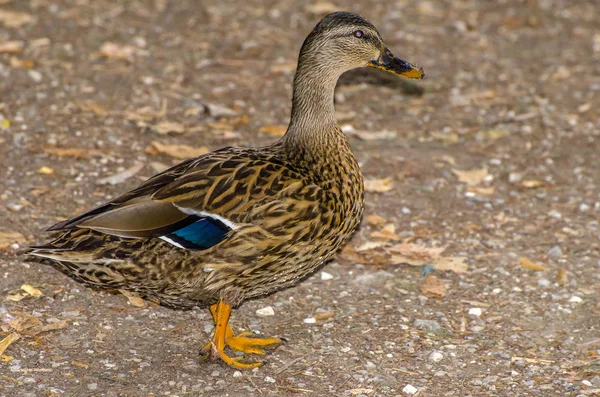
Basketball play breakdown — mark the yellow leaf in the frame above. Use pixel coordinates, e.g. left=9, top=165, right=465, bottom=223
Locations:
left=519, top=257, right=547, bottom=271
left=38, top=166, right=54, bottom=175
left=0, top=231, right=26, bottom=250
left=20, top=284, right=42, bottom=297
left=0, top=333, right=20, bottom=357
left=519, top=180, right=546, bottom=189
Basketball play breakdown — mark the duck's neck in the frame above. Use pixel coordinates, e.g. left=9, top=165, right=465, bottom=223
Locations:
left=283, top=59, right=343, bottom=148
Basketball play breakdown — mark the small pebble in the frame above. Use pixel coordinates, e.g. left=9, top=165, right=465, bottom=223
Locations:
left=321, top=271, right=334, bottom=281
left=468, top=308, right=483, bottom=316
left=569, top=296, right=583, bottom=303
left=537, top=279, right=551, bottom=287
left=264, top=376, right=276, bottom=383
left=414, top=319, right=441, bottom=331
left=303, top=317, right=316, bottom=324
left=233, top=371, right=242, bottom=378
left=429, top=351, right=443, bottom=362
left=87, top=383, right=98, bottom=390
left=402, top=384, right=418, bottom=395
left=256, top=306, right=275, bottom=317
left=548, top=246, right=563, bottom=258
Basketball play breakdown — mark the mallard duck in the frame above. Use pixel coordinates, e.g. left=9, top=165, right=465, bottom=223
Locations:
left=30, top=11, right=423, bottom=369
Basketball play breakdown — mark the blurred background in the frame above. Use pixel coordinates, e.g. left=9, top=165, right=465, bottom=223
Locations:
left=1, top=1, right=599, bottom=396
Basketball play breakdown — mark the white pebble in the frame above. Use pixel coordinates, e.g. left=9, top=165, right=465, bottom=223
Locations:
left=402, top=384, right=418, bottom=395
left=429, top=351, right=444, bottom=362
left=233, top=371, right=242, bottom=378
left=264, top=376, right=276, bottom=383
left=303, top=317, right=316, bottom=324
left=582, top=380, right=592, bottom=387
left=569, top=296, right=583, bottom=303
left=321, top=271, right=334, bottom=281
left=468, top=307, right=483, bottom=316
left=255, top=306, right=275, bottom=317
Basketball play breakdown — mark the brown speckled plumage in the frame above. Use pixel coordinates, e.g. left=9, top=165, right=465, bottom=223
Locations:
left=30, top=11, right=423, bottom=368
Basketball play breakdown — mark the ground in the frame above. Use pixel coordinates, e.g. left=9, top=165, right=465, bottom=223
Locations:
left=1, top=0, right=599, bottom=396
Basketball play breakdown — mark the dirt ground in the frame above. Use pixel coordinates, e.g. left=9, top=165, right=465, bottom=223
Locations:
left=1, top=0, right=599, bottom=396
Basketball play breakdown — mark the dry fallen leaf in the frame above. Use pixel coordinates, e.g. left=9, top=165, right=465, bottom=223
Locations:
left=146, top=141, right=209, bottom=159
left=0, top=10, right=35, bottom=28
left=305, top=2, right=338, bottom=15
left=96, top=162, right=145, bottom=185
left=364, top=178, right=393, bottom=193
left=520, top=257, right=547, bottom=271
left=8, top=312, right=40, bottom=332
left=119, top=290, right=147, bottom=308
left=0, top=40, right=24, bottom=54
left=9, top=56, right=35, bottom=69
left=72, top=360, right=90, bottom=369
left=38, top=166, right=54, bottom=175
left=519, top=180, right=546, bottom=189
left=556, top=268, right=568, bottom=286
left=0, top=333, right=20, bottom=357
left=152, top=121, right=186, bottom=135
left=390, top=244, right=468, bottom=274
left=421, top=274, right=446, bottom=298
left=40, top=145, right=105, bottom=159
left=20, top=284, right=42, bottom=297
left=0, top=231, right=26, bottom=250
left=370, top=224, right=401, bottom=241
left=467, top=186, right=495, bottom=196
left=96, top=42, right=136, bottom=61
left=366, top=214, right=387, bottom=227
left=80, top=100, right=108, bottom=116
left=259, top=124, right=287, bottom=137
left=452, top=168, right=489, bottom=186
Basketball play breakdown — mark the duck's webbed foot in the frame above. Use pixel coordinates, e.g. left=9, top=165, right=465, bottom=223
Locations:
left=201, top=301, right=280, bottom=369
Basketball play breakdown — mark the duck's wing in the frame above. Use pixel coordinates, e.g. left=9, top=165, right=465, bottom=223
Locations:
left=41, top=148, right=317, bottom=251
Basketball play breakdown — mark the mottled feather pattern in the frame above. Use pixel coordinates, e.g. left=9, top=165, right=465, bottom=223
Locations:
left=32, top=134, right=364, bottom=308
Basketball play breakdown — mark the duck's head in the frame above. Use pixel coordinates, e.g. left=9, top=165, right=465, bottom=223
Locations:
left=298, top=11, right=424, bottom=80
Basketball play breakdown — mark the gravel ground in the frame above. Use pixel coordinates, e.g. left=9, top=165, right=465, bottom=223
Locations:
left=1, top=0, right=600, bottom=396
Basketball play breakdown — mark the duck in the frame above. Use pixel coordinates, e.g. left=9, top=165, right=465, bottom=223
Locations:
left=29, top=11, right=424, bottom=369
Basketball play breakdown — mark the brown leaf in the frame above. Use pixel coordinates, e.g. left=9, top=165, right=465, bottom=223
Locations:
left=370, top=224, right=401, bottom=241
left=72, top=360, right=89, bottom=369
left=390, top=243, right=445, bottom=260
left=556, top=268, right=568, bottom=286
left=452, top=168, right=489, bottom=186
left=432, top=256, right=468, bottom=273
left=8, top=312, right=41, bottom=332
left=390, top=244, right=468, bottom=274
left=259, top=124, right=287, bottom=137
left=364, top=178, right=393, bottom=193
left=421, top=274, right=446, bottom=298
left=0, top=10, right=35, bottom=28
left=96, top=162, right=144, bottom=185
left=0, top=41, right=24, bottom=54
left=0, top=231, right=26, bottom=250
left=9, top=57, right=35, bottom=69
left=146, top=141, right=209, bottom=159
left=80, top=100, right=108, bottom=116
left=519, top=257, right=547, bottom=271
left=152, top=121, right=186, bottom=135
left=40, top=145, right=104, bottom=159
left=366, top=214, right=387, bottom=227
left=119, top=290, right=147, bottom=308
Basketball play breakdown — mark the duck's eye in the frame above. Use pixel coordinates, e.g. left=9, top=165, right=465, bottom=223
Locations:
left=353, top=30, right=364, bottom=38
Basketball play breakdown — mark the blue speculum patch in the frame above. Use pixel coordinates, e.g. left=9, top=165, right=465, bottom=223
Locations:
left=163, top=215, right=231, bottom=250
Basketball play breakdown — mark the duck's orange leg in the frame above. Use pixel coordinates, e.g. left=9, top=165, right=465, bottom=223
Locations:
left=201, top=301, right=279, bottom=369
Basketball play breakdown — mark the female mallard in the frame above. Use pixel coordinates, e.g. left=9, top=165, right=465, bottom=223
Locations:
left=30, top=11, right=423, bottom=369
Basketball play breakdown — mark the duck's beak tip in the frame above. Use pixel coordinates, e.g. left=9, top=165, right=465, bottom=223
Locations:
left=368, top=46, right=425, bottom=80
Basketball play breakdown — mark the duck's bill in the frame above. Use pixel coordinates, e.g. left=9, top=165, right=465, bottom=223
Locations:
left=368, top=47, right=424, bottom=79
